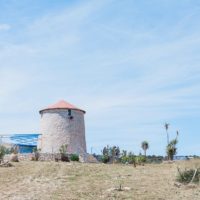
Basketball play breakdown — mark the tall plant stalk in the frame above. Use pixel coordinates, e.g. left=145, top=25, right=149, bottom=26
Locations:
left=164, top=123, right=170, bottom=145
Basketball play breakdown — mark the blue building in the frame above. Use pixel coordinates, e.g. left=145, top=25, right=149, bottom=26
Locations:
left=0, top=134, right=41, bottom=153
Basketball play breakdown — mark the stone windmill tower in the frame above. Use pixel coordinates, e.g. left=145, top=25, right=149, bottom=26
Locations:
left=38, top=100, right=87, bottom=155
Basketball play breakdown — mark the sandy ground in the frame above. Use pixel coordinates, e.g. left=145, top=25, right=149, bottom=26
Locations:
left=0, top=160, right=199, bottom=200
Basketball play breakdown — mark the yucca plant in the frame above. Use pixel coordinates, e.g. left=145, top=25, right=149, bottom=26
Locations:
left=59, top=144, right=69, bottom=162
left=166, top=139, right=178, bottom=160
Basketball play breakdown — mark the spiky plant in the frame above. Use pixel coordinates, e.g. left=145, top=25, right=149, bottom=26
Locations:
left=111, top=146, right=120, bottom=163
left=166, top=139, right=178, bottom=160
left=59, top=144, right=68, bottom=155
left=59, top=144, right=69, bottom=162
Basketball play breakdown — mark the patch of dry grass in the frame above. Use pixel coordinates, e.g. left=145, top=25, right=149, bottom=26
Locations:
left=0, top=160, right=199, bottom=200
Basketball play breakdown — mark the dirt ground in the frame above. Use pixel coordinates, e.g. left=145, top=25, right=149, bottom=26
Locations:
left=0, top=160, right=199, bottom=200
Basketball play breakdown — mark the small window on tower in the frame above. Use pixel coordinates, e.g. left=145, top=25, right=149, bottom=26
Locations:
left=68, top=109, right=73, bottom=120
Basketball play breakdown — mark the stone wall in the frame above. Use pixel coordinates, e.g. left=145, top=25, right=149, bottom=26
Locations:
left=4, top=153, right=61, bottom=161
left=4, top=153, right=33, bottom=161
left=4, top=153, right=98, bottom=163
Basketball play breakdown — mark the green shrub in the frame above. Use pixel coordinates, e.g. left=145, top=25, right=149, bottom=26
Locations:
left=70, top=154, right=79, bottom=161
left=127, top=153, right=136, bottom=164
left=136, top=155, right=146, bottom=164
left=177, top=167, right=200, bottom=184
left=101, top=145, right=120, bottom=163
left=101, top=155, right=110, bottom=163
left=146, top=156, right=163, bottom=164
left=120, top=152, right=136, bottom=166
left=120, top=156, right=129, bottom=164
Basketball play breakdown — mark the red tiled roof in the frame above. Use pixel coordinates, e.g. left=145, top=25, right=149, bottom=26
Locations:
left=39, top=100, right=85, bottom=114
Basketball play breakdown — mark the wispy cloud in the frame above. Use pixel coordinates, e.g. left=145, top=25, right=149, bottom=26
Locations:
left=0, top=24, right=10, bottom=31
left=0, top=0, right=199, bottom=155
left=0, top=68, right=31, bottom=109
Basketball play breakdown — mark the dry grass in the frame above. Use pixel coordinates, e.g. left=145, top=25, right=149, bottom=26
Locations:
left=0, top=160, right=199, bottom=200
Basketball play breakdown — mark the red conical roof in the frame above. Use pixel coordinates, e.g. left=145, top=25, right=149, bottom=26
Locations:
left=39, top=100, right=85, bottom=114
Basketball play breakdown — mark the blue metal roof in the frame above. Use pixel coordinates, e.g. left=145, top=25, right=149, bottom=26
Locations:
left=0, top=134, right=41, bottom=146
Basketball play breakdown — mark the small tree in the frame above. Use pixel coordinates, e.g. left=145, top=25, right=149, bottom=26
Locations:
left=101, top=145, right=120, bottom=163
left=120, top=150, right=128, bottom=164
left=127, top=152, right=136, bottom=167
left=141, top=141, right=149, bottom=157
left=102, top=145, right=110, bottom=163
left=110, top=146, right=120, bottom=163
left=102, top=145, right=109, bottom=156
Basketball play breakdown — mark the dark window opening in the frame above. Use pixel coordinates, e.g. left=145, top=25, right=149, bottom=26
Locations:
left=68, top=109, right=73, bottom=120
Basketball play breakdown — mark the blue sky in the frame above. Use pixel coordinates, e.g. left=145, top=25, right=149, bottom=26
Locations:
left=0, top=0, right=200, bottom=155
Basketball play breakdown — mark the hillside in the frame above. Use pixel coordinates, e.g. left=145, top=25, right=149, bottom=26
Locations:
left=0, top=160, right=199, bottom=200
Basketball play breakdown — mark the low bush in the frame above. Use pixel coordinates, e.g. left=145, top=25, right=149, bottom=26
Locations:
left=120, top=152, right=136, bottom=166
left=101, top=155, right=110, bottom=163
left=146, top=155, right=163, bottom=164
left=136, top=155, right=146, bottom=165
left=127, top=154, right=136, bottom=165
left=177, top=167, right=200, bottom=184
left=0, top=145, right=7, bottom=163
left=70, top=154, right=79, bottom=161
left=61, top=154, right=70, bottom=162
left=120, top=155, right=129, bottom=164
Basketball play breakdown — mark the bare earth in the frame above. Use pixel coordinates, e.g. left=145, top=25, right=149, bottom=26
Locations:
left=0, top=160, right=199, bottom=200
